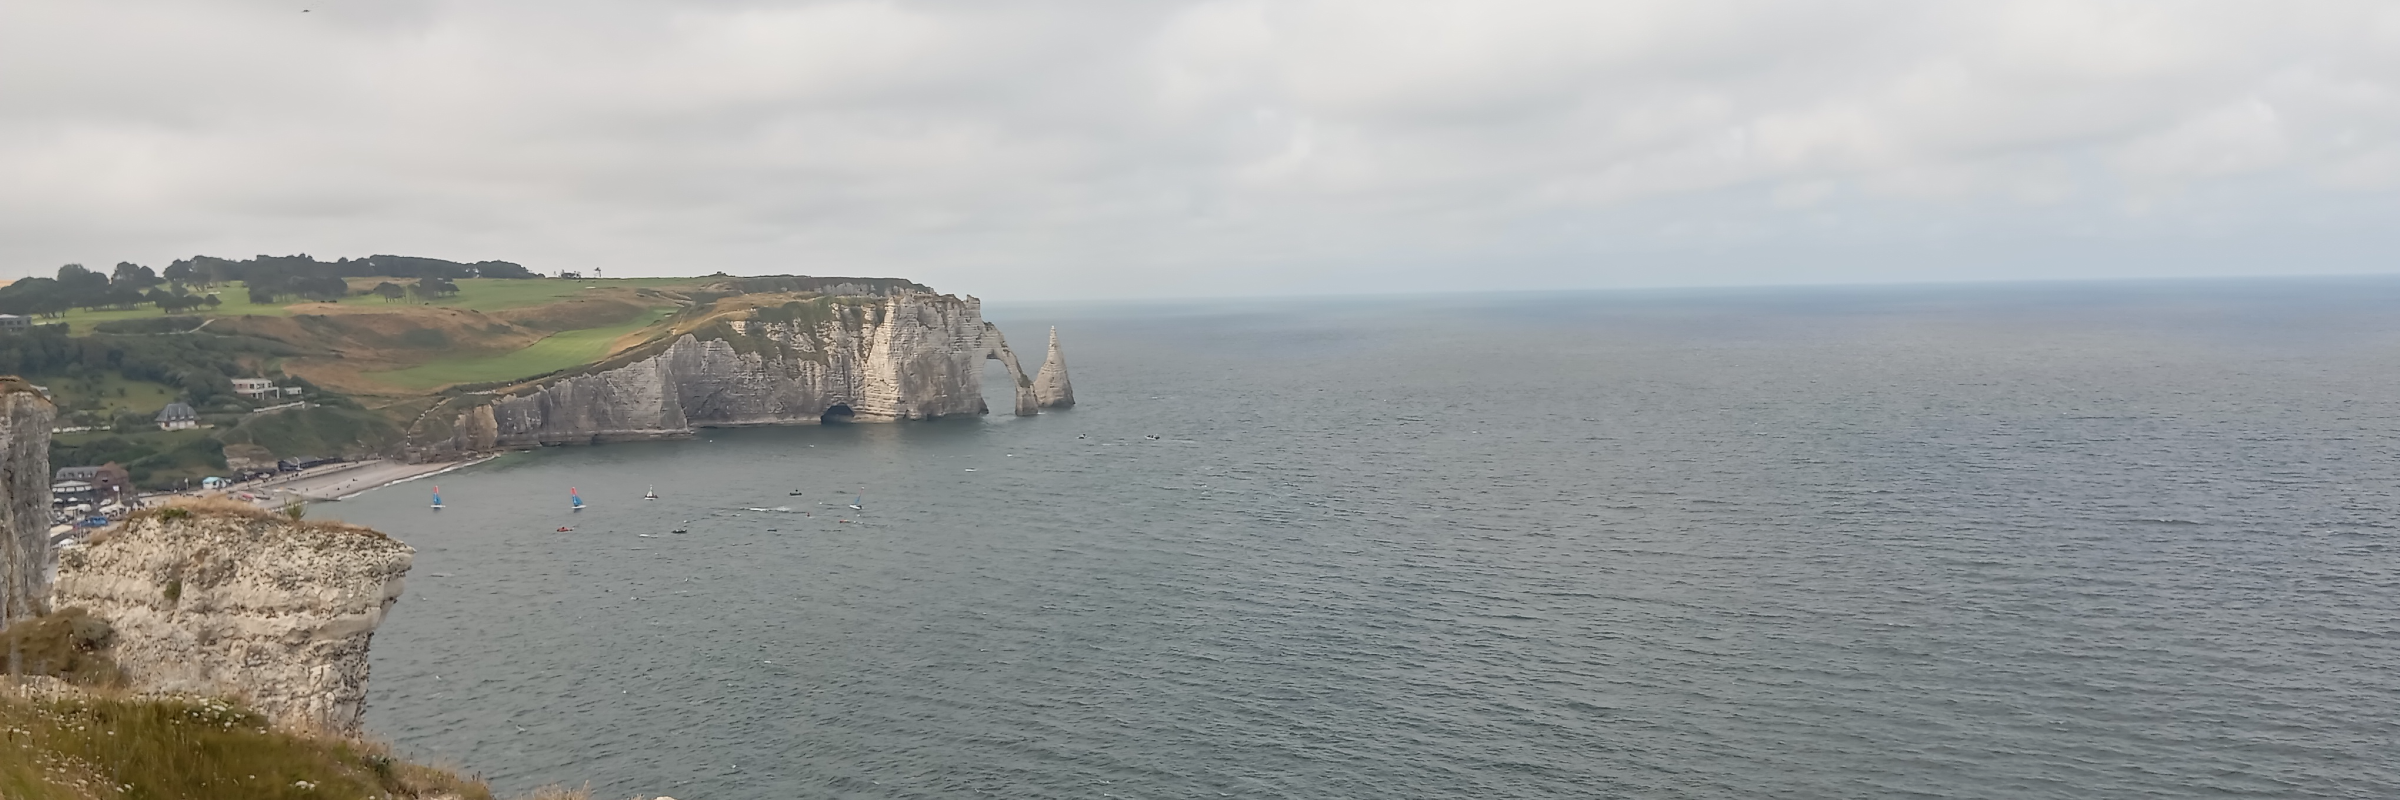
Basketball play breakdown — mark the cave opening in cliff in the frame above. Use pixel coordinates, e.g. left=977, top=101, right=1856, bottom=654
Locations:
left=820, top=404, right=855, bottom=424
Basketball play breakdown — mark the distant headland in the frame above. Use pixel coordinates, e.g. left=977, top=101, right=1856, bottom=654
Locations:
left=0, top=254, right=1073, bottom=499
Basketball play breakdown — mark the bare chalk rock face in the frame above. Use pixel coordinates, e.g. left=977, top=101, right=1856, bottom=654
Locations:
left=408, top=289, right=1049, bottom=458
left=52, top=509, right=412, bottom=732
left=0, top=377, right=56, bottom=624
left=1034, top=327, right=1075, bottom=409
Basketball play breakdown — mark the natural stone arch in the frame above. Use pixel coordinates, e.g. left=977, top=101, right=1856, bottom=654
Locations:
left=978, top=323, right=1039, bottom=416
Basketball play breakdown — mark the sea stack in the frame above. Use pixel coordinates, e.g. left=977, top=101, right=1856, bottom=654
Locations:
left=0, top=376, right=55, bottom=624
left=1034, top=326, right=1075, bottom=409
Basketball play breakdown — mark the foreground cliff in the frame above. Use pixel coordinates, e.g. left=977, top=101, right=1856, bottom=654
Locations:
left=1, top=376, right=55, bottom=624
left=409, top=289, right=1060, bottom=458
left=51, top=505, right=412, bottom=732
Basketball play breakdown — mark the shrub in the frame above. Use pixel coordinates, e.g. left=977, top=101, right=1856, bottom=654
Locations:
left=0, top=608, right=122, bottom=686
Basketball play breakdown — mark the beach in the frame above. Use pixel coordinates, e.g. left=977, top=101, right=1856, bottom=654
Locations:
left=196, top=456, right=495, bottom=505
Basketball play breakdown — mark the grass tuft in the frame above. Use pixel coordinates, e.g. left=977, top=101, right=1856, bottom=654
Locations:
left=0, top=692, right=497, bottom=800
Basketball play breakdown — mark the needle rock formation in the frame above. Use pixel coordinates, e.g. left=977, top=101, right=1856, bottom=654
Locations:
left=1034, top=327, right=1075, bottom=409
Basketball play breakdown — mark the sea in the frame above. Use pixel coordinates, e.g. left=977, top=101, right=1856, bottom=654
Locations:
left=333, top=278, right=2400, bottom=799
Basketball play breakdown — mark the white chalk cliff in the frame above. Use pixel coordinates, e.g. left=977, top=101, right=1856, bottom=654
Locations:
left=51, top=511, right=413, bottom=732
left=1034, top=326, right=1075, bottom=409
left=409, top=290, right=1051, bottom=457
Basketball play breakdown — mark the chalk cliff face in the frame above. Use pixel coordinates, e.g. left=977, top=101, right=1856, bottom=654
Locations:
left=51, top=511, right=412, bottom=732
left=410, top=290, right=1042, bottom=457
left=1, top=377, right=55, bottom=624
left=1034, top=327, right=1075, bottom=409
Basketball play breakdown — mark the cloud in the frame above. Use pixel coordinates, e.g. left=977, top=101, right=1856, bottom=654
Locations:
left=2, top=0, right=2395, bottom=299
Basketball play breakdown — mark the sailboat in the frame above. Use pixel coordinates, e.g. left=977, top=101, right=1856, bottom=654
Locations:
left=644, top=486, right=658, bottom=501
left=848, top=494, right=863, bottom=511
left=570, top=487, right=585, bottom=511
left=430, top=486, right=444, bottom=509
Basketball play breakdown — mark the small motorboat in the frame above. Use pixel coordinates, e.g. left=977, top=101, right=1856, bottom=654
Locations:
left=556, top=526, right=573, bottom=532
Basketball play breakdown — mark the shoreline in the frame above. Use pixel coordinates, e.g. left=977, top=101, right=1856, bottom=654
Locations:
left=179, top=454, right=504, bottom=506
left=286, top=455, right=503, bottom=502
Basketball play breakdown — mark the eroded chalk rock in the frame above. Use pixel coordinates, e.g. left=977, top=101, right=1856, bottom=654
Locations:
left=408, top=290, right=1048, bottom=457
left=1034, top=327, right=1075, bottom=409
left=1, top=377, right=55, bottom=624
left=51, top=509, right=412, bottom=732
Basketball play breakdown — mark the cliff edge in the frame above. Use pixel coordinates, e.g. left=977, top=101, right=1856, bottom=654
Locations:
left=1, top=376, right=54, bottom=624
left=408, top=289, right=1046, bottom=458
left=51, top=505, right=413, bottom=732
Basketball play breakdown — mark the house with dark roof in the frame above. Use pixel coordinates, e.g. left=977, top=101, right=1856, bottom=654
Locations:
left=156, top=402, right=199, bottom=430
left=55, top=463, right=131, bottom=499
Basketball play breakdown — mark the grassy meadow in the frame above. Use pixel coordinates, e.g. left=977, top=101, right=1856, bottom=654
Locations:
left=363, top=305, right=677, bottom=390
left=45, top=277, right=702, bottom=333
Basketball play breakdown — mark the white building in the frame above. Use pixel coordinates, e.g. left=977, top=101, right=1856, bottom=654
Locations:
left=231, top=378, right=278, bottom=400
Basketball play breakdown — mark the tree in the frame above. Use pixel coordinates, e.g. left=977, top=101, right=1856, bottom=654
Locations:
left=372, top=282, right=405, bottom=303
left=112, top=261, right=160, bottom=289
left=202, top=294, right=221, bottom=309
left=162, top=262, right=194, bottom=284
left=55, top=263, right=107, bottom=294
left=292, top=274, right=348, bottom=301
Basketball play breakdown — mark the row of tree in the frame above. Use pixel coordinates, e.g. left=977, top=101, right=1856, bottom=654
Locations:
left=0, top=253, right=527, bottom=316
left=367, top=276, right=460, bottom=302
left=167, top=253, right=536, bottom=287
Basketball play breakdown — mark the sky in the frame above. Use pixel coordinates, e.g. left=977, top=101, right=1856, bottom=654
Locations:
left=2, top=1, right=2396, bottom=301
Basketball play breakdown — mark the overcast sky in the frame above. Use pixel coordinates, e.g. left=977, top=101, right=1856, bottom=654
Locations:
left=3, top=1, right=2396, bottom=300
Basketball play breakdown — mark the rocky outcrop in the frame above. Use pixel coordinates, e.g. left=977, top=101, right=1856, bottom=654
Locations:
left=1034, top=327, right=1075, bottom=409
left=51, top=509, right=412, bottom=732
left=408, top=290, right=1047, bottom=458
left=1, top=377, right=55, bottom=624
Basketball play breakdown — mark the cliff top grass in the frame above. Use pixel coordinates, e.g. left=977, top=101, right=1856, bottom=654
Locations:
left=362, top=306, right=676, bottom=391
left=121, top=498, right=390, bottom=540
left=0, top=690, right=499, bottom=800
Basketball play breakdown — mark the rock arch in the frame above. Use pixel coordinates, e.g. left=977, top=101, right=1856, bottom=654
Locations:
left=979, top=323, right=1039, bottom=416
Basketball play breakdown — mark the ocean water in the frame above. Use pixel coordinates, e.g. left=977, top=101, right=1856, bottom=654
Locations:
left=340, top=279, right=2400, bottom=799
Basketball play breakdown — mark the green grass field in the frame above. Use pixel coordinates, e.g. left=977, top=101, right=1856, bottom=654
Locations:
left=363, top=306, right=676, bottom=390
left=48, top=277, right=704, bottom=332
left=51, top=426, right=215, bottom=449
left=51, top=282, right=293, bottom=333
left=34, top=372, right=179, bottom=416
